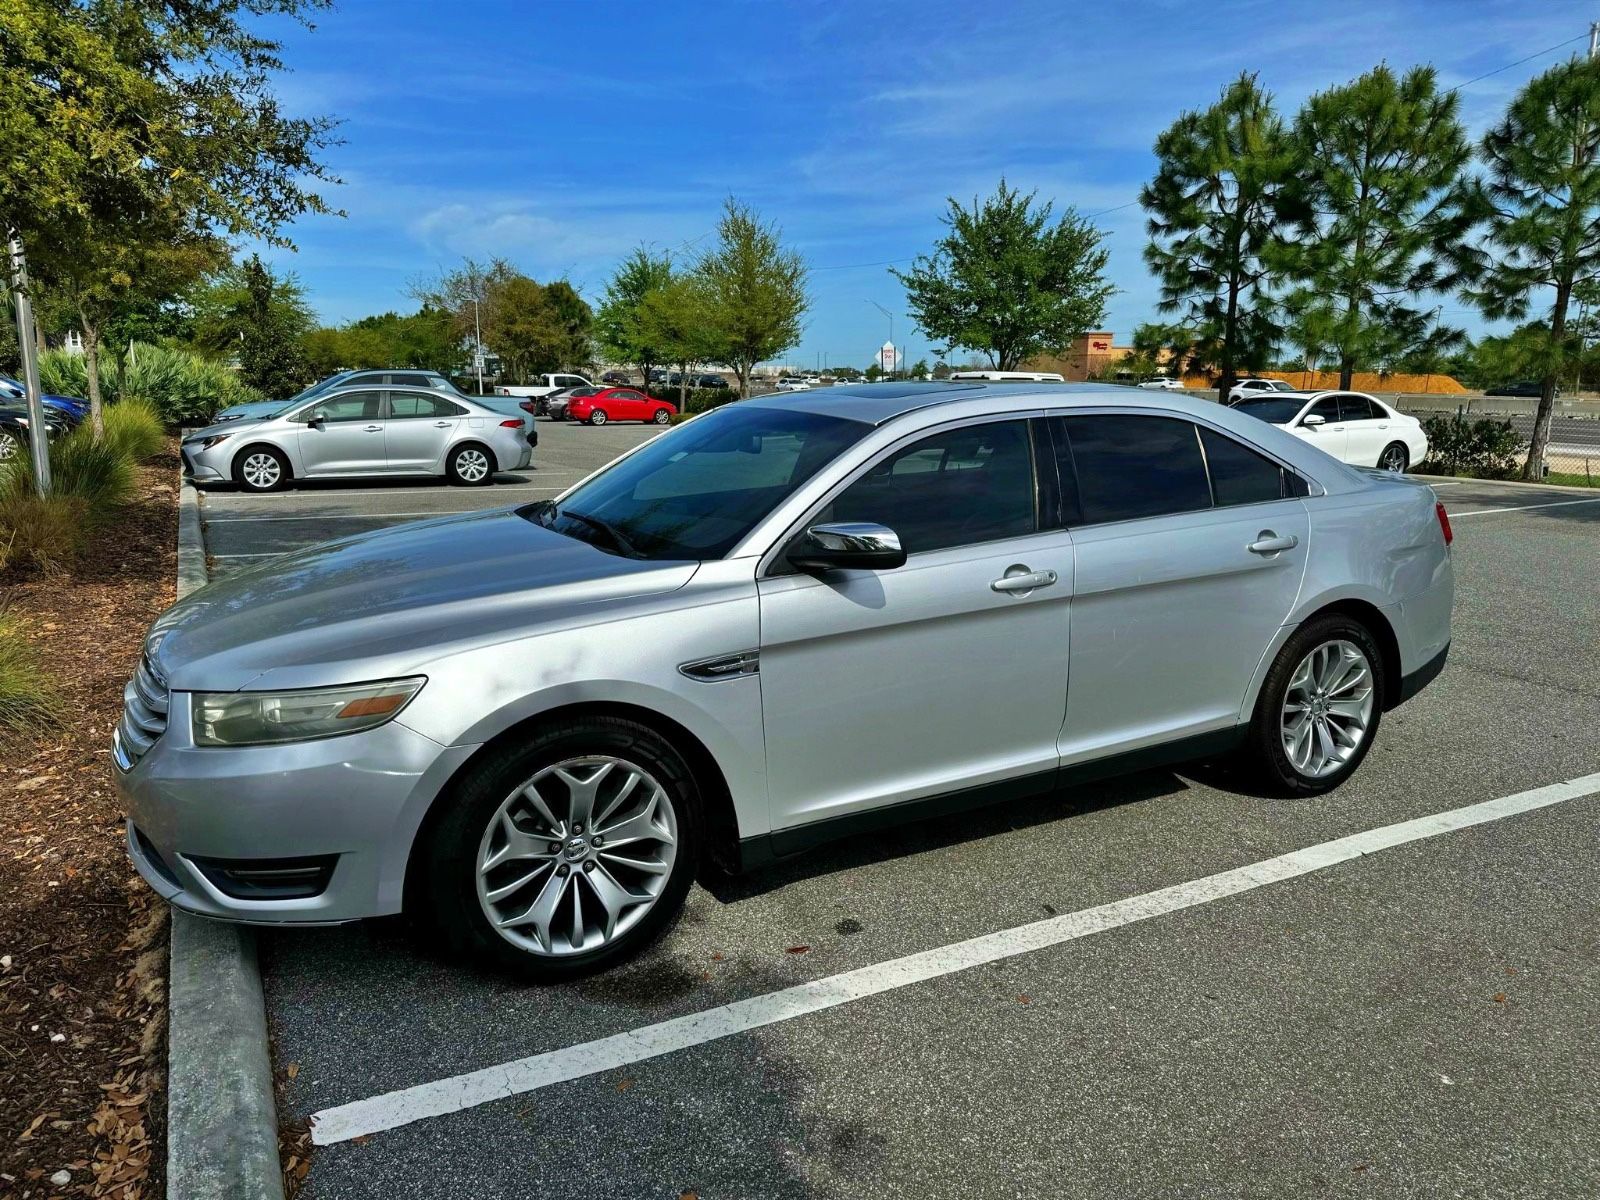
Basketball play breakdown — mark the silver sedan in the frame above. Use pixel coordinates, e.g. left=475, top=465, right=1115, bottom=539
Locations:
left=120, top=384, right=1452, bottom=978
left=180, top=385, right=535, bottom=491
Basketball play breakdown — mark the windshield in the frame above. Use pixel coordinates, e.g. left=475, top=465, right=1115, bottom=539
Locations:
left=1232, top=397, right=1306, bottom=424
left=521, top=404, right=869, bottom=560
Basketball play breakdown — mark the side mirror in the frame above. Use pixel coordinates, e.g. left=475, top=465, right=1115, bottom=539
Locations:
left=1301, top=413, right=1325, bottom=428
left=788, top=522, right=906, bottom=573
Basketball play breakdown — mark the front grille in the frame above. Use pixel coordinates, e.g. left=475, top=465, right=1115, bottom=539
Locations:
left=115, top=652, right=169, bottom=768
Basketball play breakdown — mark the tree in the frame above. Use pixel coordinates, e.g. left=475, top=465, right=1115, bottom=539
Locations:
left=541, top=280, right=594, bottom=371
left=1285, top=65, right=1474, bottom=390
left=892, top=181, right=1111, bottom=371
left=236, top=256, right=312, bottom=396
left=1466, top=56, right=1600, bottom=477
left=3, top=0, right=336, bottom=438
left=476, top=272, right=593, bottom=382
left=637, top=274, right=718, bottom=404
left=1142, top=73, right=1298, bottom=402
left=596, top=247, right=674, bottom=386
left=694, top=200, right=808, bottom=398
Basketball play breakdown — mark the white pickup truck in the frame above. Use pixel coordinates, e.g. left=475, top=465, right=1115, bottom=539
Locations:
left=492, top=372, right=592, bottom=399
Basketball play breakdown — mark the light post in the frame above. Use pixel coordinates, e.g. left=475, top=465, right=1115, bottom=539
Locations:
left=6, top=235, right=52, bottom=494
left=472, top=296, right=484, bottom=395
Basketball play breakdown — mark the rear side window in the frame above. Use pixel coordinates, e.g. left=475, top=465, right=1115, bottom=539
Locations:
left=390, top=373, right=431, bottom=388
left=388, top=392, right=463, bottom=419
left=1200, top=428, right=1297, bottom=506
left=1060, top=415, right=1211, bottom=524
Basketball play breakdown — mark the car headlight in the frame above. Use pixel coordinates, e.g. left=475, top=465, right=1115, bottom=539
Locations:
left=186, top=433, right=232, bottom=451
left=191, top=677, right=425, bottom=747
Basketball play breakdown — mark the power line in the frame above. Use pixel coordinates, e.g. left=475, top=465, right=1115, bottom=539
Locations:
left=1445, top=32, right=1588, bottom=94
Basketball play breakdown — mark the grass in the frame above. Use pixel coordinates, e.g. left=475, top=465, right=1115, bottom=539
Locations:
left=0, top=428, right=136, bottom=573
left=1543, top=470, right=1600, bottom=489
left=0, top=613, right=61, bottom=746
left=98, top=399, right=165, bottom=462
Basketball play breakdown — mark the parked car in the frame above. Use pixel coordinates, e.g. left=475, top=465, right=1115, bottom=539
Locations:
left=566, top=387, right=677, bottom=426
left=1484, top=381, right=1557, bottom=398
left=601, top=371, right=633, bottom=386
left=1137, top=377, right=1185, bottom=391
left=1227, top=378, right=1298, bottom=403
left=543, top=385, right=594, bottom=421
left=1230, top=390, right=1428, bottom=472
left=178, top=385, right=534, bottom=492
left=118, top=383, right=1453, bottom=977
left=493, top=373, right=592, bottom=400
left=0, top=402, right=72, bottom=460
left=0, top=374, right=90, bottom=424
left=774, top=379, right=811, bottom=392
left=213, top=369, right=465, bottom=424
left=694, top=374, right=730, bottom=390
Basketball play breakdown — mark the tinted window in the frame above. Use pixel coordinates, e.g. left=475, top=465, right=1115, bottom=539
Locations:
left=822, top=420, right=1036, bottom=555
left=529, top=405, right=867, bottom=560
left=1232, top=397, right=1305, bottom=425
left=1200, top=428, right=1289, bottom=506
left=1306, top=397, right=1342, bottom=423
left=388, top=392, right=463, bottom=419
left=1338, top=394, right=1379, bottom=421
left=304, top=391, right=382, bottom=423
left=390, top=373, right=431, bottom=388
left=1062, top=415, right=1211, bottom=524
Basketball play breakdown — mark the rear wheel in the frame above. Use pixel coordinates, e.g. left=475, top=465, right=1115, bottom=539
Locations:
left=0, top=428, right=22, bottom=462
left=447, top=442, right=494, bottom=485
left=1242, top=615, right=1386, bottom=795
left=1379, top=442, right=1409, bottom=473
left=420, top=716, right=701, bottom=979
left=588, top=409, right=608, bottom=426
left=652, top=407, right=672, bottom=425
left=234, top=446, right=289, bottom=492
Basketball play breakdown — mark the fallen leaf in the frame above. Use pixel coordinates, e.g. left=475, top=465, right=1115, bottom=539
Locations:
left=1492, top=992, right=1507, bottom=1003
left=1017, top=994, right=1031, bottom=1005
left=710, top=952, right=724, bottom=962
left=617, top=1079, right=633, bottom=1092
left=1504, top=967, right=1518, bottom=977
left=286, top=1062, right=300, bottom=1080
left=785, top=945, right=810, bottom=955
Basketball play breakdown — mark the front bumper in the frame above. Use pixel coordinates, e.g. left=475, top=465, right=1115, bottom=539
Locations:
left=180, top=444, right=227, bottom=482
left=115, top=699, right=478, bottom=924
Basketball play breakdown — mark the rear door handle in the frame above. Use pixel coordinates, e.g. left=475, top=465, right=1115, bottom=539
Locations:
left=433, top=421, right=452, bottom=427
left=1248, top=532, right=1299, bottom=555
left=991, top=568, right=1058, bottom=593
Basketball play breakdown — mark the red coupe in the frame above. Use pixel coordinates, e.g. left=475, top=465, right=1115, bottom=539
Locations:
left=565, top=387, right=677, bottom=426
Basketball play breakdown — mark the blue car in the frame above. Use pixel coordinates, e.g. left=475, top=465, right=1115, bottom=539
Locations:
left=0, top=374, right=89, bottom=425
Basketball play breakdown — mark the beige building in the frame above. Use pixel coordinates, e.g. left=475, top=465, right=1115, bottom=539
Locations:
left=1027, top=332, right=1131, bottom=381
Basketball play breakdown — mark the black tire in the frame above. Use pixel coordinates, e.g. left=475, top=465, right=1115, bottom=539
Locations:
left=588, top=409, right=608, bottom=426
left=1379, top=442, right=1409, bottom=473
left=652, top=407, right=672, bottom=424
left=232, top=445, right=290, bottom=492
left=1241, top=613, right=1387, bottom=796
left=446, top=442, right=495, bottom=486
left=419, top=716, right=702, bottom=980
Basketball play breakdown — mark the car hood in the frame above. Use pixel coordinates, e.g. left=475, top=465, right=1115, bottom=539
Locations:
left=148, top=508, right=698, bottom=691
left=185, top=416, right=275, bottom=440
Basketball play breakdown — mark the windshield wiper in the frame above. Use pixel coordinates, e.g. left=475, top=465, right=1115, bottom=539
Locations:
left=557, top=508, right=645, bottom=559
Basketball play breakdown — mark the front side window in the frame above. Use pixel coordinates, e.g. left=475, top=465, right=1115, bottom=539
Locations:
left=522, top=405, right=869, bottom=560
left=1305, top=397, right=1342, bottom=424
left=1060, top=414, right=1211, bottom=524
left=302, top=391, right=382, bottom=423
left=819, top=420, right=1037, bottom=555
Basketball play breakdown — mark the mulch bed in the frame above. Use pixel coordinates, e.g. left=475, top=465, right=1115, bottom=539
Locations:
left=2, top=447, right=179, bottom=1200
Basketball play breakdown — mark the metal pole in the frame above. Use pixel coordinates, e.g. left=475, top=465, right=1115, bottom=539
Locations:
left=7, top=235, right=52, bottom=494
left=473, top=297, right=484, bottom=394
left=1590, top=20, right=1598, bottom=58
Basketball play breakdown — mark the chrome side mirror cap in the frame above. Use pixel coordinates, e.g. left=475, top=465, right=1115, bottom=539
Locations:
left=1301, top=413, right=1325, bottom=428
left=788, top=522, right=906, bottom=572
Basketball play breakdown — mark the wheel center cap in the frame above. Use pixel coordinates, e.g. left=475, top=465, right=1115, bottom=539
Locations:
left=562, top=835, right=590, bottom=861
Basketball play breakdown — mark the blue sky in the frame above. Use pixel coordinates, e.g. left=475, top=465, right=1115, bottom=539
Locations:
left=257, top=0, right=1598, bottom=370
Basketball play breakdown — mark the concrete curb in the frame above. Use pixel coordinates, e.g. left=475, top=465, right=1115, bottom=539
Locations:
left=166, top=478, right=286, bottom=1200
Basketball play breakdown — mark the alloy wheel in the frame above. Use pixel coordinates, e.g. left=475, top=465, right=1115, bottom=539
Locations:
left=241, top=452, right=281, bottom=489
left=475, top=756, right=679, bottom=956
left=0, top=431, right=18, bottom=460
left=454, top=448, right=490, bottom=482
left=1280, top=639, right=1374, bottom=779
left=653, top=409, right=671, bottom=424
left=1380, top=445, right=1407, bottom=473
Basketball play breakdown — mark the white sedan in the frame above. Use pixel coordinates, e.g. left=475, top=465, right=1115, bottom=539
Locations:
left=1229, top=390, right=1428, bottom=473
left=1137, top=377, right=1185, bottom=391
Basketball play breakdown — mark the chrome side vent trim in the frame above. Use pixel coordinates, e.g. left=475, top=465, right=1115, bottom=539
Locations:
left=679, top=650, right=760, bottom=682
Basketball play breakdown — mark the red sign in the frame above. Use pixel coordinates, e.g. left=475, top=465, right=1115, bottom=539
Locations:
left=1090, top=340, right=1108, bottom=350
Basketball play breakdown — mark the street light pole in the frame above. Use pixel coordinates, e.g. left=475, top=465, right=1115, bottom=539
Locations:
left=7, top=234, right=52, bottom=494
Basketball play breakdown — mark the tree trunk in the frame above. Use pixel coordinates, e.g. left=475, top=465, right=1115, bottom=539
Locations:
left=738, top=362, right=751, bottom=401
left=1525, top=276, right=1572, bottom=480
left=1218, top=279, right=1241, bottom=405
left=678, top=362, right=690, bottom=406
left=1339, top=356, right=1355, bottom=391
left=82, top=319, right=106, bottom=442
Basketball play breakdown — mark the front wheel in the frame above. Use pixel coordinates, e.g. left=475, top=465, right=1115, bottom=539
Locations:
left=234, top=446, right=289, bottom=492
left=652, top=407, right=672, bottom=425
left=588, top=409, right=608, bottom=426
left=420, top=716, right=701, bottom=979
left=1242, top=615, right=1386, bottom=795
left=447, top=443, right=494, bottom=486
left=1378, top=442, right=1409, bottom=473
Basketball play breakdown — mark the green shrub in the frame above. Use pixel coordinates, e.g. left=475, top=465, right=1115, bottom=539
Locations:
left=0, top=614, right=60, bottom=745
left=674, top=387, right=741, bottom=415
left=0, top=430, right=134, bottom=572
left=37, top=341, right=263, bottom=425
left=99, top=398, right=166, bottom=462
left=1421, top=414, right=1524, bottom=478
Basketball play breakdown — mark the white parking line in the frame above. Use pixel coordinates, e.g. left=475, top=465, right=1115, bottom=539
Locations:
left=1449, top=497, right=1600, bottom=517
left=204, top=509, right=546, bottom=523
left=308, top=770, right=1600, bottom=1147
left=199, top=479, right=580, bottom=503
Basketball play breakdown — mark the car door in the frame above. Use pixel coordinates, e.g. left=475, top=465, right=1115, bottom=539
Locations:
left=384, top=390, right=463, bottom=472
left=295, top=390, right=387, bottom=475
left=1290, top=395, right=1348, bottom=461
left=757, top=416, right=1076, bottom=833
left=1336, top=394, right=1388, bottom=466
left=1054, top=413, right=1310, bottom=762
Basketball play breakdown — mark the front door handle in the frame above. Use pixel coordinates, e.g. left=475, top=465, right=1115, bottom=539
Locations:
left=1248, top=531, right=1299, bottom=555
left=991, top=567, right=1058, bottom=593
left=363, top=425, right=383, bottom=432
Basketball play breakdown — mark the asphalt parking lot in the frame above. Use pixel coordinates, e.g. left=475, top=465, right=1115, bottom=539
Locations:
left=191, top=442, right=1600, bottom=1199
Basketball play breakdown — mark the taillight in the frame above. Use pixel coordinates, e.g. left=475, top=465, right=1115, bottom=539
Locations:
left=1435, top=500, right=1453, bottom=547
left=499, top=418, right=524, bottom=428
left=519, top=401, right=537, bottom=414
